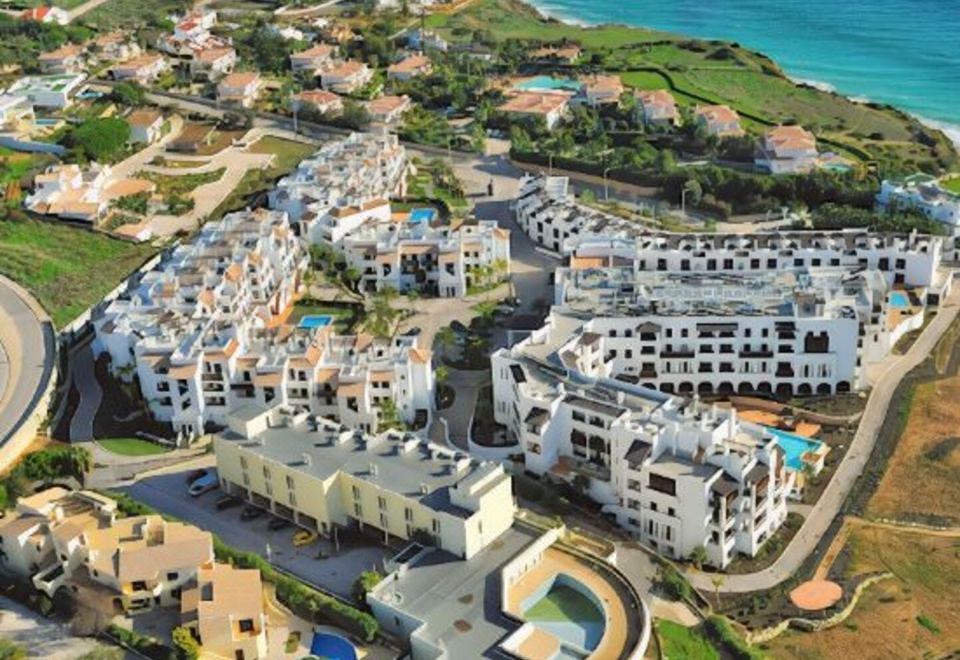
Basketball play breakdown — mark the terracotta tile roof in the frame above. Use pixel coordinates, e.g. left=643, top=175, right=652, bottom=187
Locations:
left=409, top=347, right=431, bottom=364
left=253, top=372, right=283, bottom=387
left=636, top=89, right=676, bottom=109
left=499, top=92, right=570, bottom=115
left=39, top=43, right=84, bottom=61
left=767, top=125, right=816, bottom=151
left=126, top=108, right=163, bottom=128
left=220, top=71, right=260, bottom=88
left=695, top=104, right=740, bottom=124
left=388, top=54, right=431, bottom=75
left=337, top=381, right=366, bottom=398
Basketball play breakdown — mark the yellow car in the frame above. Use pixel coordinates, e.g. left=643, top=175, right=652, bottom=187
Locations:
left=293, top=529, right=318, bottom=547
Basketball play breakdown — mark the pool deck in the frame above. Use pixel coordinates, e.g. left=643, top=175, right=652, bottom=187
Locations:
left=516, top=627, right=561, bottom=660
left=505, top=548, right=630, bottom=660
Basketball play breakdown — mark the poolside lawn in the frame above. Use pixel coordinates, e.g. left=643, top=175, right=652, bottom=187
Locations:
left=0, top=217, right=156, bottom=328
left=290, top=301, right=359, bottom=334
left=97, top=438, right=170, bottom=456
left=656, top=621, right=720, bottom=660
left=942, top=177, right=960, bottom=194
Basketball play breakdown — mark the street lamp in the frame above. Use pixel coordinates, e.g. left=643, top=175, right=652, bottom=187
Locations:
left=603, top=166, right=614, bottom=201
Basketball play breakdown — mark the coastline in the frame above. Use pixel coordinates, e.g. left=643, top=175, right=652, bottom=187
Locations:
left=526, top=0, right=960, bottom=151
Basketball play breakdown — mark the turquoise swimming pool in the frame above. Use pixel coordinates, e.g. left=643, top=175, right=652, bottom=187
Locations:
left=889, top=291, right=910, bottom=308
left=515, top=75, right=582, bottom=92
left=409, top=207, right=437, bottom=224
left=299, top=314, right=332, bottom=330
left=768, top=428, right=825, bottom=471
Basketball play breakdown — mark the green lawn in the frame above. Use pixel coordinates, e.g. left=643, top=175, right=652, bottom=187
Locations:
left=136, top=168, right=226, bottom=196
left=942, top=177, right=960, bottom=194
left=432, top=0, right=957, bottom=171
left=0, top=216, right=156, bottom=327
left=96, top=438, right=170, bottom=456
left=248, top=136, right=317, bottom=174
left=657, top=621, right=720, bottom=660
left=524, top=585, right=603, bottom=624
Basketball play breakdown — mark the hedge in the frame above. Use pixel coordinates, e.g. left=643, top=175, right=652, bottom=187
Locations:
left=212, top=538, right=379, bottom=642
left=105, top=624, right=176, bottom=660
left=704, top=615, right=766, bottom=660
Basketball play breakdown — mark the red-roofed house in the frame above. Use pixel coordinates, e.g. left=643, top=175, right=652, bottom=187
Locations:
left=290, top=44, right=336, bottom=74
left=292, top=89, right=343, bottom=115
left=694, top=104, right=744, bottom=138
left=38, top=44, right=85, bottom=74
left=635, top=89, right=679, bottom=128
left=217, top=72, right=262, bottom=108
left=366, top=94, right=412, bottom=124
left=499, top=92, right=571, bottom=130
left=756, top=125, right=818, bottom=174
left=20, top=6, right=68, bottom=25
left=387, top=54, right=432, bottom=81
left=320, top=60, right=373, bottom=94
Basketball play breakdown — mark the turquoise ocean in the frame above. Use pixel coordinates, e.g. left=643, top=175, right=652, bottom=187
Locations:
left=528, top=0, right=960, bottom=142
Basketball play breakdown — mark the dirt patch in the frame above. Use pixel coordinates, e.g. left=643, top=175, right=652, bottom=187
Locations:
left=762, top=527, right=960, bottom=660
left=866, top=376, right=960, bottom=525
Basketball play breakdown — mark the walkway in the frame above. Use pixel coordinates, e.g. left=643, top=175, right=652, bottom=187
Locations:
left=0, top=595, right=110, bottom=659
left=68, top=344, right=100, bottom=443
left=686, top=290, right=960, bottom=594
left=436, top=367, right=490, bottom=450
left=65, top=0, right=112, bottom=22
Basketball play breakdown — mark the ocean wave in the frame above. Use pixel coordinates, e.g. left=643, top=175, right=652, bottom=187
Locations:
left=789, top=77, right=837, bottom=93
left=916, top=116, right=960, bottom=150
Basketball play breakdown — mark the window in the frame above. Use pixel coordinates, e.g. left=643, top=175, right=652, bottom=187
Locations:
left=238, top=619, right=255, bottom=633
left=131, top=580, right=147, bottom=592
left=262, top=466, right=271, bottom=479
left=353, top=502, right=363, bottom=517
left=648, top=473, right=677, bottom=496
left=404, top=507, right=413, bottom=521
left=432, top=519, right=441, bottom=534
left=166, top=572, right=178, bottom=581
left=286, top=475, right=294, bottom=489
left=352, top=485, right=361, bottom=500
left=378, top=496, right=387, bottom=510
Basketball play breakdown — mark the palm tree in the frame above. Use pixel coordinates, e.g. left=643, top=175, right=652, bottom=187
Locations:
left=435, top=326, right=456, bottom=358
left=711, top=574, right=725, bottom=608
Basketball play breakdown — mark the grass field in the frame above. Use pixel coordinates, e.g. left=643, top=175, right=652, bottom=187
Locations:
left=866, top=376, right=960, bottom=524
left=765, top=527, right=960, bottom=660
left=942, top=176, right=960, bottom=194
left=137, top=168, right=226, bottom=197
left=429, top=0, right=956, bottom=171
left=96, top=438, right=170, bottom=456
left=0, top=217, right=155, bottom=327
left=248, top=136, right=317, bottom=173
left=657, top=621, right=719, bottom=660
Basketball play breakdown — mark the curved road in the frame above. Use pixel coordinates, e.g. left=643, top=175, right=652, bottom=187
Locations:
left=687, top=290, right=959, bottom=594
left=0, top=276, right=55, bottom=462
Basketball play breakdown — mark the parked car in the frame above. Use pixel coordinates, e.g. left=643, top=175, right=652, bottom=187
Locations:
left=215, top=495, right=241, bottom=511
left=268, top=517, right=291, bottom=531
left=188, top=473, right=218, bottom=497
left=241, top=506, right=264, bottom=521
left=293, top=529, right=318, bottom=547
left=185, top=468, right=208, bottom=485
left=403, top=327, right=422, bottom=337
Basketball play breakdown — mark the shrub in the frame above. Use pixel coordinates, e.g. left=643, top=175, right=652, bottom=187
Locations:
left=352, top=570, right=383, bottom=606
left=62, top=118, right=131, bottom=163
left=659, top=563, right=693, bottom=602
left=917, top=614, right=940, bottom=634
left=171, top=626, right=199, bottom=660
left=704, top=615, right=766, bottom=660
left=106, top=624, right=176, bottom=660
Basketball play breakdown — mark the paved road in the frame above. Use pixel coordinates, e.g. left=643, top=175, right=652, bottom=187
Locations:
left=0, top=276, right=54, bottom=463
left=68, top=344, right=100, bottom=442
left=0, top=595, right=112, bottom=659
left=687, top=290, right=960, bottom=594
left=437, top=368, right=490, bottom=450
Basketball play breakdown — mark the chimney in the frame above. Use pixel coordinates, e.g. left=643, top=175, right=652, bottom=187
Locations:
left=419, top=483, right=429, bottom=495
left=369, top=463, right=378, bottom=477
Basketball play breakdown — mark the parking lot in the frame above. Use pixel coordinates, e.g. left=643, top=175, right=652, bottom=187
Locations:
left=121, top=462, right=393, bottom=599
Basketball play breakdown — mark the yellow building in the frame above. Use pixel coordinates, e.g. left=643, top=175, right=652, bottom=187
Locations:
left=215, top=408, right=516, bottom=559
left=181, top=562, right=268, bottom=660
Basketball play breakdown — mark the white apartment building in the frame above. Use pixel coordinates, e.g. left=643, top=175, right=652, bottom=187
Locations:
left=269, top=131, right=409, bottom=229
left=290, top=44, right=337, bottom=74
left=25, top=163, right=112, bottom=222
left=215, top=409, right=516, bottom=560
left=93, top=209, right=434, bottom=437
left=877, top=173, right=960, bottom=228
left=340, top=217, right=511, bottom=298
left=491, top=321, right=793, bottom=568
left=216, top=72, right=262, bottom=108
left=550, top=267, right=894, bottom=396
left=514, top=175, right=949, bottom=293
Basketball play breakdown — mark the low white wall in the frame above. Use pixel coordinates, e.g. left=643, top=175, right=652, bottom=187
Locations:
left=498, top=527, right=562, bottom=614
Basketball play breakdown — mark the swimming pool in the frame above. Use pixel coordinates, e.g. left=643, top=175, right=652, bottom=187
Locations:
left=299, top=314, right=333, bottom=330
left=515, top=75, right=583, bottom=93
left=310, top=632, right=357, bottom=660
left=409, top=207, right=437, bottom=224
left=768, top=428, right=825, bottom=471
left=521, top=573, right=605, bottom=652
left=34, top=118, right=60, bottom=126
left=889, top=291, right=910, bottom=308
